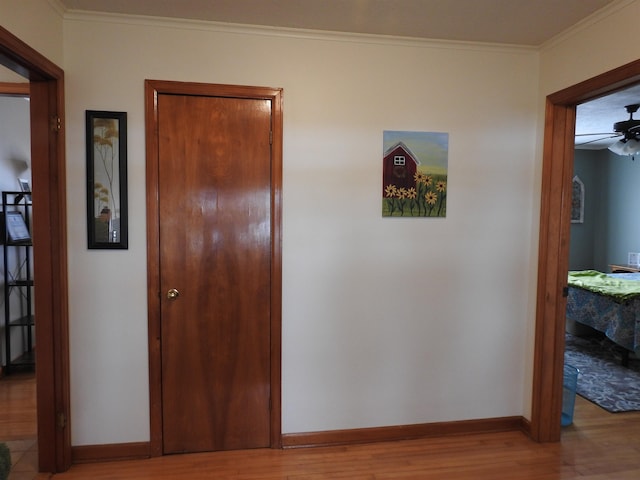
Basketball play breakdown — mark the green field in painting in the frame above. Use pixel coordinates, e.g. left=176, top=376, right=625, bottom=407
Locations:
left=382, top=171, right=447, bottom=217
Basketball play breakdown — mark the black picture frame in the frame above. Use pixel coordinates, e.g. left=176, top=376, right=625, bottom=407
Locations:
left=86, top=110, right=128, bottom=249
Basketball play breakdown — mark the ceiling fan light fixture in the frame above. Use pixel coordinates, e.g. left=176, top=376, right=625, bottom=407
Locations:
left=608, top=137, right=640, bottom=155
left=608, top=139, right=626, bottom=155
left=623, top=138, right=640, bottom=155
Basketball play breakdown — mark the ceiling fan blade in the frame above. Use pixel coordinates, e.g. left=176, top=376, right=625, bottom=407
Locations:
left=575, top=135, right=619, bottom=146
left=574, top=132, right=617, bottom=136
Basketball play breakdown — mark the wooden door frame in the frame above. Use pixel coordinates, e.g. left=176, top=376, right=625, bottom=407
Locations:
left=0, top=26, right=70, bottom=472
left=531, top=58, right=640, bottom=442
left=144, top=80, right=283, bottom=455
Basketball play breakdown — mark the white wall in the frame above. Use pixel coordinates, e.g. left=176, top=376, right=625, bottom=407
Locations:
left=63, top=13, right=540, bottom=446
left=539, top=0, right=640, bottom=96
left=0, top=0, right=64, bottom=67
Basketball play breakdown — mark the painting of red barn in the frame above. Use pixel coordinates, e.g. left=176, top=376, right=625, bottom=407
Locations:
left=382, top=130, right=448, bottom=217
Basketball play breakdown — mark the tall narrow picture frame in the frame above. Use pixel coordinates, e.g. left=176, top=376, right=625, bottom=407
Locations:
left=86, top=110, right=128, bottom=249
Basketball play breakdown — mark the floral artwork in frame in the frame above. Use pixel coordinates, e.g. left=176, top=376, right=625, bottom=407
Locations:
left=382, top=130, right=449, bottom=217
left=86, top=110, right=128, bottom=249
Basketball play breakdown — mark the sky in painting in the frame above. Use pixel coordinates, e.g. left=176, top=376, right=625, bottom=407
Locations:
left=383, top=130, right=448, bottom=174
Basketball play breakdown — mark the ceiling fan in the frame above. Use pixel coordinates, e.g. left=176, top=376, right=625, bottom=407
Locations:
left=576, top=104, right=640, bottom=155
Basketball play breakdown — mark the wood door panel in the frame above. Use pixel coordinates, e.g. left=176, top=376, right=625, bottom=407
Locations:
left=158, top=94, right=271, bottom=453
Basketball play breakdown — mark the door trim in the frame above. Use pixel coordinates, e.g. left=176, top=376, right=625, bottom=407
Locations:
left=0, top=26, right=71, bottom=471
left=144, top=80, right=283, bottom=455
left=532, top=58, right=640, bottom=441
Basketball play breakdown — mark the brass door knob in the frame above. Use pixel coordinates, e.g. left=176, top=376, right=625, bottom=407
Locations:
left=167, top=288, right=180, bottom=300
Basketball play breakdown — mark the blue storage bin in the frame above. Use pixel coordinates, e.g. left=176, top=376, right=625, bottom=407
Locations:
left=561, top=364, right=579, bottom=426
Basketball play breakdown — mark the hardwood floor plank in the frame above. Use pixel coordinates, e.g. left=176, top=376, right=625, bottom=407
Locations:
left=0, top=372, right=38, bottom=479
left=2, top=372, right=640, bottom=479
left=50, top=404, right=640, bottom=480
left=0, top=372, right=37, bottom=440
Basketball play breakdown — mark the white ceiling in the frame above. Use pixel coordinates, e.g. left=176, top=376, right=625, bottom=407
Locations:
left=61, top=0, right=614, bottom=46
left=6, top=0, right=637, bottom=149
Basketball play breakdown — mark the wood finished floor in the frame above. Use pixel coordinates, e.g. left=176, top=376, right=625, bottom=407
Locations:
left=2, top=372, right=640, bottom=479
left=0, top=371, right=38, bottom=480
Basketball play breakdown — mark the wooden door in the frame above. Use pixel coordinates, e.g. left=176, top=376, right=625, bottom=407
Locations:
left=157, top=92, right=272, bottom=454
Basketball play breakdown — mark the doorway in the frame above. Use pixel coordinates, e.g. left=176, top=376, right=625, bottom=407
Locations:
left=532, top=58, right=640, bottom=442
left=0, top=81, right=37, bottom=475
left=0, top=26, right=70, bottom=472
left=145, top=80, right=283, bottom=455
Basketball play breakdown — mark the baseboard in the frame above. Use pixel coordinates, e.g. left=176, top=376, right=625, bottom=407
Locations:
left=70, top=416, right=531, bottom=462
left=71, top=441, right=151, bottom=464
left=282, top=416, right=528, bottom=448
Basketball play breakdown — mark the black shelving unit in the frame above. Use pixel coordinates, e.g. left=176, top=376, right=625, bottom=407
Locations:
left=2, top=191, right=35, bottom=373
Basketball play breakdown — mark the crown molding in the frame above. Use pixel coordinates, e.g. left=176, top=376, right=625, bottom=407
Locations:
left=63, top=9, right=537, bottom=55
left=46, top=0, right=67, bottom=18
left=541, top=0, right=635, bottom=51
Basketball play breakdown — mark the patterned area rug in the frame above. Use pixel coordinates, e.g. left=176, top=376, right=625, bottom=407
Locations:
left=564, top=332, right=640, bottom=413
